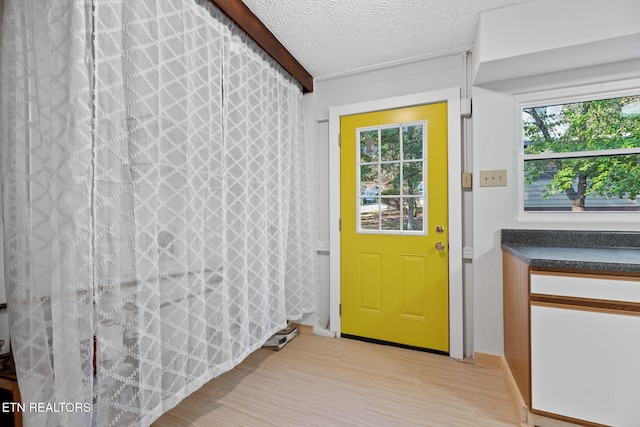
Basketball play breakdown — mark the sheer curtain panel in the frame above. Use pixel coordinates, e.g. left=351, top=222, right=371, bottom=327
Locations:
left=1, top=1, right=95, bottom=426
left=1, top=0, right=315, bottom=425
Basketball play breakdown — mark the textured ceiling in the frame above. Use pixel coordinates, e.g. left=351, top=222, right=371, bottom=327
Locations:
left=242, top=0, right=534, bottom=79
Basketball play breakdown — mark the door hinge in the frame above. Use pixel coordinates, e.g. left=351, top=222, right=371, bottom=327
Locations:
left=339, top=304, right=341, bottom=316
left=338, top=133, right=341, bottom=146
left=339, top=218, right=341, bottom=231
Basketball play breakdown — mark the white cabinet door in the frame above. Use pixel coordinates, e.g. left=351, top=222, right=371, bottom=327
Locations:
left=531, top=305, right=640, bottom=427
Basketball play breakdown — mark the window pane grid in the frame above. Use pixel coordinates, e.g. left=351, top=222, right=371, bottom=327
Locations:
left=357, top=121, right=427, bottom=233
left=521, top=94, right=640, bottom=212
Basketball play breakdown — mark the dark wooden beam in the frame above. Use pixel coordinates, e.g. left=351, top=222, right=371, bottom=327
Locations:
left=209, top=0, right=314, bottom=93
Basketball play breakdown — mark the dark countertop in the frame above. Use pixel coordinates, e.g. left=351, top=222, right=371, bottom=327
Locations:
left=501, top=229, right=640, bottom=273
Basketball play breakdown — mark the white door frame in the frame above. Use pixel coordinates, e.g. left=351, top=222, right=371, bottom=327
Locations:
left=328, top=88, right=464, bottom=360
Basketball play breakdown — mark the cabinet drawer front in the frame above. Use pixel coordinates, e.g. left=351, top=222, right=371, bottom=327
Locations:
left=531, top=272, right=640, bottom=303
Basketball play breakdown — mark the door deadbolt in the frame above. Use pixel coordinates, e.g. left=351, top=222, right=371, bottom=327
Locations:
left=435, top=225, right=445, bottom=233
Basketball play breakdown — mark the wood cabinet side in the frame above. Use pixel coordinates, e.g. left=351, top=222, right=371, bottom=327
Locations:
left=503, top=251, right=531, bottom=406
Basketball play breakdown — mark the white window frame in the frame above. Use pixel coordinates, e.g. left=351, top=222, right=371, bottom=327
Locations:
left=515, top=78, right=640, bottom=223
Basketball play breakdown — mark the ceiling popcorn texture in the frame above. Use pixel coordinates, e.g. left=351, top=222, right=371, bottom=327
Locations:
left=242, top=0, right=533, bottom=78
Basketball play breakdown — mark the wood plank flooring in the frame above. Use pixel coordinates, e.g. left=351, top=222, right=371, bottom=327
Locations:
left=153, top=333, right=520, bottom=426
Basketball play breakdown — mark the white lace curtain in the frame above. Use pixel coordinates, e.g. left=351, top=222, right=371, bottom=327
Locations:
left=1, top=1, right=315, bottom=425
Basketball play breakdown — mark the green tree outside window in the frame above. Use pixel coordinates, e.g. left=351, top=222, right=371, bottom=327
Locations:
left=523, top=95, right=640, bottom=211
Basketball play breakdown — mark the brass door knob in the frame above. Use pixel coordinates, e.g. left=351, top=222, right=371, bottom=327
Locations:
left=435, top=242, right=445, bottom=251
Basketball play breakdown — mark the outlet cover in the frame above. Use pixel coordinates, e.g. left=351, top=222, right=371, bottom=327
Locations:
left=479, top=169, right=507, bottom=187
left=461, top=172, right=472, bottom=189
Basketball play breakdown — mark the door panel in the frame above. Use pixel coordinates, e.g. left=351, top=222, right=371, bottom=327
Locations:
left=340, top=103, right=448, bottom=352
left=359, top=252, right=382, bottom=312
left=400, top=254, right=426, bottom=319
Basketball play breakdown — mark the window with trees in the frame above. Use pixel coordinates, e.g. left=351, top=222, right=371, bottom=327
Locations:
left=357, top=122, right=426, bottom=233
left=522, top=93, right=640, bottom=212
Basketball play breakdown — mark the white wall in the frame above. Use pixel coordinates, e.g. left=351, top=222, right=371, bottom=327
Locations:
left=473, top=0, right=640, bottom=87
left=477, top=0, right=639, bottom=61
left=304, top=55, right=475, bottom=355
left=471, top=0, right=640, bottom=355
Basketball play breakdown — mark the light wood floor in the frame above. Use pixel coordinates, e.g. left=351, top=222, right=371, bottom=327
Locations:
left=153, top=333, right=520, bottom=426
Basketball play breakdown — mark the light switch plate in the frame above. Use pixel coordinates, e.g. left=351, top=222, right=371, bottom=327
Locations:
left=461, top=172, right=472, bottom=189
left=479, top=169, right=507, bottom=187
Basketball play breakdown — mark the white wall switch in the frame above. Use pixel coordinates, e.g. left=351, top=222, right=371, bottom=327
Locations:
left=479, top=169, right=507, bottom=187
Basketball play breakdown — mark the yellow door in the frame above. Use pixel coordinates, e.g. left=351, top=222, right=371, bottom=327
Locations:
left=340, top=103, right=449, bottom=352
